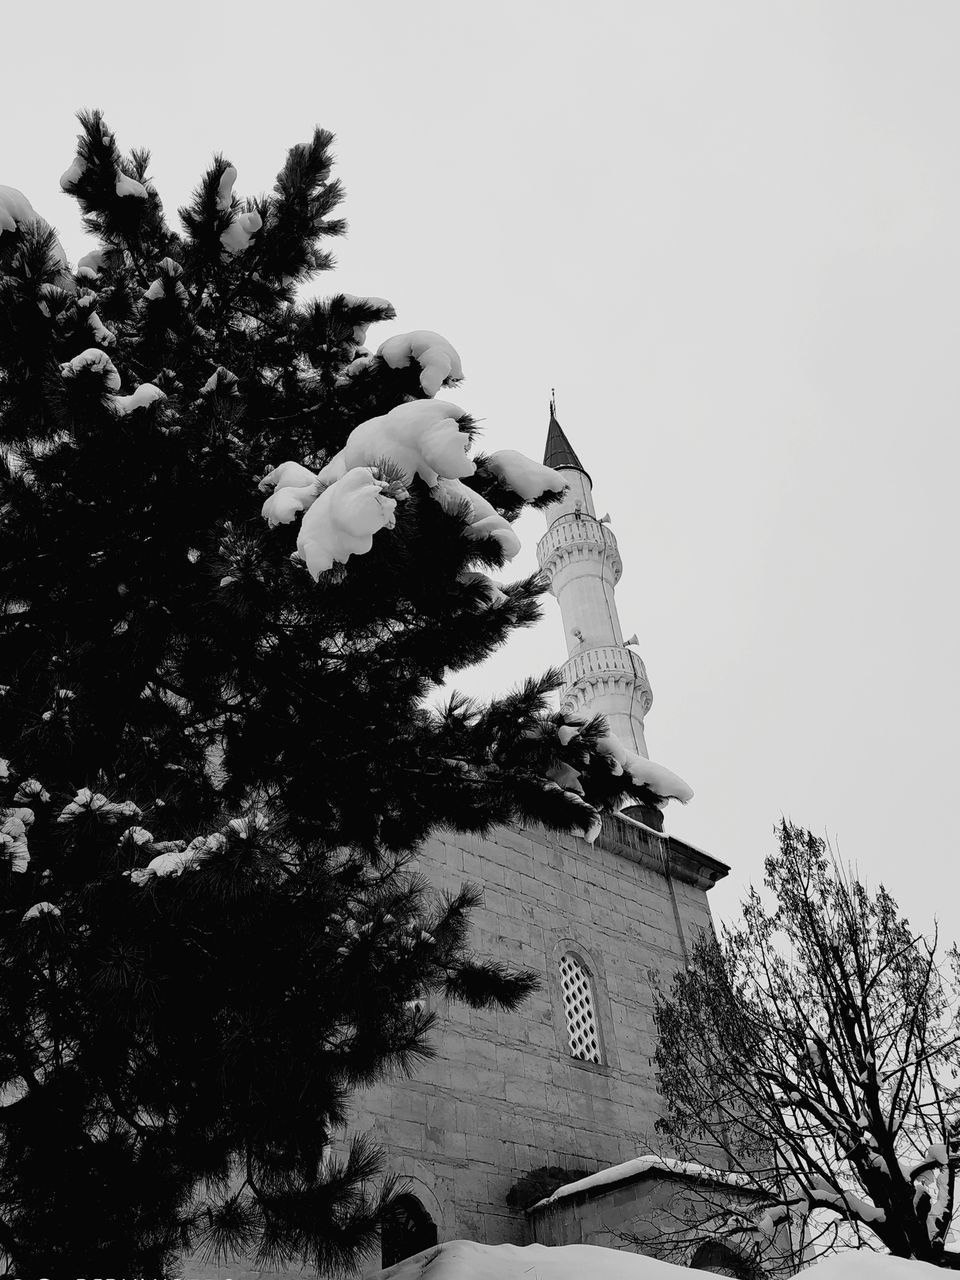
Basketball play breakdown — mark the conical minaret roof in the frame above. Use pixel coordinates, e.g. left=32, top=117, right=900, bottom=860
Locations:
left=544, top=392, right=591, bottom=483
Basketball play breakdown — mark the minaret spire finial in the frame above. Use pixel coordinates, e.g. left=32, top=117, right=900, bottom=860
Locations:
left=543, top=393, right=590, bottom=479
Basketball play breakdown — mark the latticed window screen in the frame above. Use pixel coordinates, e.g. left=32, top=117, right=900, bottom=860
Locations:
left=559, top=953, right=602, bottom=1064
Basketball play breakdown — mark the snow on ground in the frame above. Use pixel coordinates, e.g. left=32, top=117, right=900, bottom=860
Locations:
left=372, top=1240, right=941, bottom=1280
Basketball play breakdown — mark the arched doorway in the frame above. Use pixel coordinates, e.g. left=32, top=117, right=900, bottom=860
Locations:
left=380, top=1193, right=439, bottom=1268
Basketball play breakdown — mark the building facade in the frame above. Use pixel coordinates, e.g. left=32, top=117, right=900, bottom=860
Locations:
left=193, top=405, right=730, bottom=1280
left=352, top=405, right=729, bottom=1274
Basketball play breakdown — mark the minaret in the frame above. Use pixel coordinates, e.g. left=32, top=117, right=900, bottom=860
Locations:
left=536, top=394, right=654, bottom=757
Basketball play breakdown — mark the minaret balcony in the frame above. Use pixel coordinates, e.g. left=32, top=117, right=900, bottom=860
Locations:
left=536, top=515, right=622, bottom=586
left=560, top=645, right=654, bottom=717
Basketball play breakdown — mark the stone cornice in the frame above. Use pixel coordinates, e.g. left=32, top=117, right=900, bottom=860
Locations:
left=596, top=813, right=729, bottom=891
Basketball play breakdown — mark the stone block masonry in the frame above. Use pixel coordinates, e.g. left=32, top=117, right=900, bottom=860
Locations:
left=185, top=816, right=726, bottom=1280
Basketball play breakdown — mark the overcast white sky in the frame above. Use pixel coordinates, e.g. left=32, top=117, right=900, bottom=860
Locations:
left=5, top=1, right=958, bottom=932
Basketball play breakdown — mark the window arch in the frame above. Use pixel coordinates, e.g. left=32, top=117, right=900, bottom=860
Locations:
left=558, top=952, right=603, bottom=1064
left=380, top=1194, right=438, bottom=1268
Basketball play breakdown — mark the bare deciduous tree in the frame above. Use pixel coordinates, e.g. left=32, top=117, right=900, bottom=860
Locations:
left=649, top=822, right=960, bottom=1270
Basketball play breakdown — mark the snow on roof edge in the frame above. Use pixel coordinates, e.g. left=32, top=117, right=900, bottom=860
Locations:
left=529, top=1154, right=755, bottom=1212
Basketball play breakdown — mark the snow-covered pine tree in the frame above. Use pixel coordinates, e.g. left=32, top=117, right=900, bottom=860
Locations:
left=0, top=113, right=663, bottom=1278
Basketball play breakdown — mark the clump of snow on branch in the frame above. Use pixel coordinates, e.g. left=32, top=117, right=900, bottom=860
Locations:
left=296, top=467, right=398, bottom=580
left=60, top=348, right=121, bottom=392
left=259, top=461, right=325, bottom=527
left=115, top=173, right=148, bottom=200
left=319, top=399, right=475, bottom=489
left=57, top=789, right=142, bottom=825
left=13, top=780, right=50, bottom=804
left=60, top=155, right=86, bottom=191
left=0, top=186, right=44, bottom=235
left=113, top=384, right=166, bottom=416
left=485, top=450, right=566, bottom=501
left=260, top=461, right=319, bottom=494
left=76, top=249, right=106, bottom=279
left=377, top=330, right=463, bottom=397
left=262, top=483, right=323, bottom=527
left=1, top=809, right=32, bottom=873
left=87, top=312, right=115, bottom=346
left=212, top=160, right=261, bottom=253
left=21, top=902, right=61, bottom=923
left=138, top=833, right=227, bottom=881
left=546, top=762, right=584, bottom=794
left=597, top=732, right=693, bottom=803
left=0, top=185, right=69, bottom=269
left=143, top=259, right=188, bottom=305
left=216, top=165, right=238, bottom=211
left=431, top=478, right=521, bottom=560
left=221, top=209, right=262, bottom=255
left=570, top=796, right=603, bottom=844
left=457, top=572, right=508, bottom=608
left=201, top=367, right=239, bottom=397
left=340, top=293, right=394, bottom=350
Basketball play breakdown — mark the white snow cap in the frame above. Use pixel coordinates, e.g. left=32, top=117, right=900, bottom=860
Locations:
left=337, top=350, right=375, bottom=383
left=221, top=209, right=262, bottom=255
left=115, top=173, right=148, bottom=200
left=57, top=789, right=141, bottom=824
left=319, top=399, right=475, bottom=489
left=431, top=478, right=522, bottom=560
left=259, top=460, right=320, bottom=494
left=60, top=155, right=86, bottom=191
left=339, top=293, right=394, bottom=348
left=22, top=902, right=61, bottom=923
left=143, top=832, right=226, bottom=879
left=113, top=384, right=165, bottom=416
left=0, top=185, right=42, bottom=235
left=597, top=733, right=693, bottom=804
left=0, top=810, right=31, bottom=873
left=546, top=762, right=584, bottom=794
left=296, top=466, right=397, bottom=580
left=457, top=571, right=508, bottom=607
left=485, top=450, right=566, bottom=502
left=0, top=185, right=69, bottom=269
left=60, top=348, right=122, bottom=393
left=87, top=312, right=115, bottom=347
left=262, top=480, right=324, bottom=527
left=377, top=330, right=464, bottom=397
left=76, top=249, right=107, bottom=279
left=216, top=165, right=238, bottom=211
left=201, top=367, right=240, bottom=396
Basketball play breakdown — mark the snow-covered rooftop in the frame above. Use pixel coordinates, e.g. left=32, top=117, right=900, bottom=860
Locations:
left=530, top=1155, right=752, bottom=1211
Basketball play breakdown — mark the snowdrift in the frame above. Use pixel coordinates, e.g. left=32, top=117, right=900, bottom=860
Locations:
left=372, top=1239, right=942, bottom=1280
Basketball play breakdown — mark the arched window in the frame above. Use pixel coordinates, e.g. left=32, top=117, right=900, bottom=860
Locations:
left=559, top=952, right=603, bottom=1064
left=689, top=1239, right=755, bottom=1277
left=380, top=1194, right=438, bottom=1268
